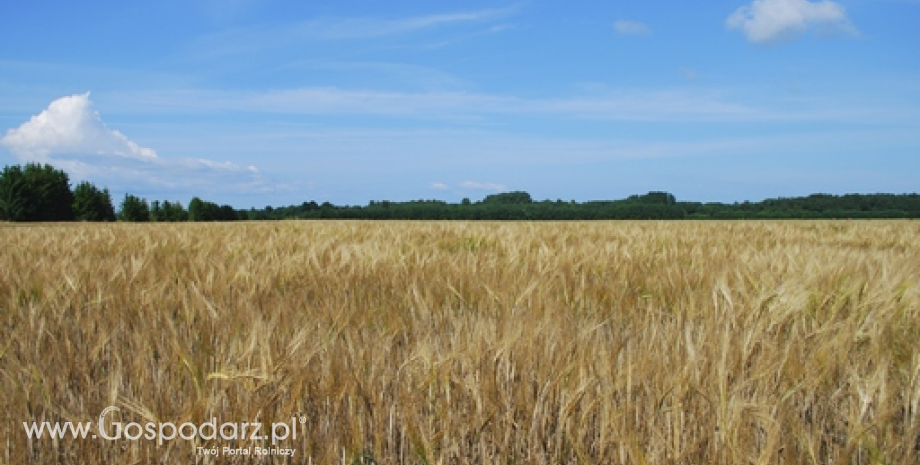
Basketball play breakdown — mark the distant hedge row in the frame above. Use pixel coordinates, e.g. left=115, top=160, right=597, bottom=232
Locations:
left=3, top=162, right=919, bottom=222
left=249, top=191, right=920, bottom=220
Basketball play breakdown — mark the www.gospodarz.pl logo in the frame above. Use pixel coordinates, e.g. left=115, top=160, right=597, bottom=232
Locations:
left=23, top=406, right=302, bottom=457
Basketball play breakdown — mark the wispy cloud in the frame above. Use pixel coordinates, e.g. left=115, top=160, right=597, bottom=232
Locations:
left=94, top=80, right=920, bottom=132
left=187, top=6, right=517, bottom=57
left=0, top=93, right=267, bottom=196
left=270, top=60, right=472, bottom=91
left=613, top=20, right=650, bottom=36
left=430, top=181, right=506, bottom=192
left=301, top=9, right=514, bottom=40
left=459, top=181, right=506, bottom=191
left=727, top=0, right=858, bottom=44
left=103, top=86, right=783, bottom=123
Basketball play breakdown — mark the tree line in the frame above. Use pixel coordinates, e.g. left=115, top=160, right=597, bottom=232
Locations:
left=2, top=162, right=919, bottom=222
left=253, top=190, right=920, bottom=220
left=0, top=163, right=239, bottom=222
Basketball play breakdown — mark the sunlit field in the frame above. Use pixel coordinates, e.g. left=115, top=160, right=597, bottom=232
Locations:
left=2, top=220, right=919, bottom=464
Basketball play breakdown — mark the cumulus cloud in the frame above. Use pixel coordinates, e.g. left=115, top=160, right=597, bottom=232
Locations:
left=613, top=20, right=650, bottom=36
left=1, top=92, right=157, bottom=163
left=459, top=180, right=506, bottom=191
left=430, top=182, right=449, bottom=190
left=0, top=93, right=266, bottom=195
left=727, top=0, right=857, bottom=44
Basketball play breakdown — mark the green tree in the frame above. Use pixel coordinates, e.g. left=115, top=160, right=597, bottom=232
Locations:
left=149, top=200, right=164, bottom=222
left=0, top=163, right=74, bottom=221
left=188, top=196, right=204, bottom=221
left=0, top=165, right=27, bottom=221
left=119, top=194, right=150, bottom=222
left=28, top=163, right=75, bottom=221
left=162, top=200, right=188, bottom=221
left=482, top=191, right=533, bottom=205
left=72, top=181, right=116, bottom=221
left=627, top=191, right=677, bottom=205
left=219, top=204, right=238, bottom=221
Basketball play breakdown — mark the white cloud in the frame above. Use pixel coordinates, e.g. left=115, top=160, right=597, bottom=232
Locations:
left=459, top=181, right=506, bottom=191
left=0, top=93, right=267, bottom=196
left=613, top=20, right=650, bottom=36
left=431, top=182, right=449, bottom=190
left=188, top=7, right=517, bottom=57
left=106, top=86, right=777, bottom=122
left=727, top=0, right=857, bottom=44
left=312, top=8, right=515, bottom=39
left=1, top=92, right=157, bottom=163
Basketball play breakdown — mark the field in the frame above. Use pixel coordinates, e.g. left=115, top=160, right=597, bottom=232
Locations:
left=2, top=220, right=919, bottom=464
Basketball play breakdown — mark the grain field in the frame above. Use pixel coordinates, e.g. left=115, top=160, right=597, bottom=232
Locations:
left=2, top=220, right=919, bottom=464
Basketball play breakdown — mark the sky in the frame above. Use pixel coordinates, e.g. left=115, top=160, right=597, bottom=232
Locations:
left=1, top=0, right=918, bottom=208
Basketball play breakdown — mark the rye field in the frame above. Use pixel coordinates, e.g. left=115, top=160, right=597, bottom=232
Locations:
left=2, top=220, right=919, bottom=464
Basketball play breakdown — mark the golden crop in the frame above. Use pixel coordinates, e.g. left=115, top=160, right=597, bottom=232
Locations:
left=2, top=220, right=919, bottom=464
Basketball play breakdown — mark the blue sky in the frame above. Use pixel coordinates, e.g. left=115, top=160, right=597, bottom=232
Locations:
left=1, top=0, right=918, bottom=208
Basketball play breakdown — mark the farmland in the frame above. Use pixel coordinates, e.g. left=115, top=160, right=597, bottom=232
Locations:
left=2, top=220, right=919, bottom=464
